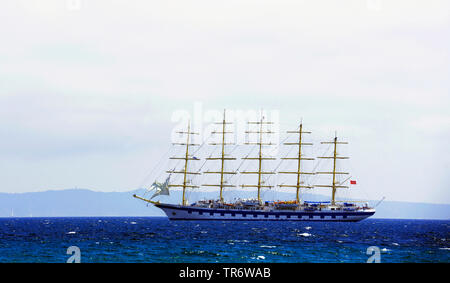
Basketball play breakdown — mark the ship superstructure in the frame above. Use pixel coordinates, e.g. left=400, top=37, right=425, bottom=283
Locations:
left=133, top=110, right=375, bottom=221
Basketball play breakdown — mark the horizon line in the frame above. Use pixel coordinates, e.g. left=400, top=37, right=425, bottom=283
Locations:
left=1, top=188, right=449, bottom=206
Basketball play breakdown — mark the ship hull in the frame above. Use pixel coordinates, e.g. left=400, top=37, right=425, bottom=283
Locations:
left=155, top=203, right=375, bottom=222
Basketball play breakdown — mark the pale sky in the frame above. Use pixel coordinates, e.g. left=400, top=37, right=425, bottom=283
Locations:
left=0, top=0, right=449, bottom=204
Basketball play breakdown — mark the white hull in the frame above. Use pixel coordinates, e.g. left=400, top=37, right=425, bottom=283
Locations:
left=156, top=203, right=375, bottom=222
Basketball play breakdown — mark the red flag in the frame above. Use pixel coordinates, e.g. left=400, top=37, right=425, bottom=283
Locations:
left=350, top=180, right=357, bottom=185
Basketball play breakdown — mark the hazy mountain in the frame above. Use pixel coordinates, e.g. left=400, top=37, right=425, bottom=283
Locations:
left=0, top=189, right=449, bottom=219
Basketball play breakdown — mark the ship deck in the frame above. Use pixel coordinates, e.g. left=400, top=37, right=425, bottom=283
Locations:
left=155, top=203, right=375, bottom=222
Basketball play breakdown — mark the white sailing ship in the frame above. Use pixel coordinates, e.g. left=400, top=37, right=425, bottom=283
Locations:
left=134, top=110, right=375, bottom=221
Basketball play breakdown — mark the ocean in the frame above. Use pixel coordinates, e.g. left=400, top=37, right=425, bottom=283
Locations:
left=0, top=217, right=448, bottom=263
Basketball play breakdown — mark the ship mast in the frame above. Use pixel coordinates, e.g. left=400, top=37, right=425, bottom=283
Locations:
left=167, top=121, right=201, bottom=206
left=315, top=133, right=349, bottom=205
left=202, top=110, right=236, bottom=203
left=278, top=123, right=315, bottom=203
left=241, top=113, right=276, bottom=204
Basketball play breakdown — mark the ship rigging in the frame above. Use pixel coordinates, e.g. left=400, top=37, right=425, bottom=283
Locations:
left=133, top=110, right=375, bottom=221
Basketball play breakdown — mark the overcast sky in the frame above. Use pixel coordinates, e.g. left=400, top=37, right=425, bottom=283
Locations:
left=0, top=0, right=449, bottom=204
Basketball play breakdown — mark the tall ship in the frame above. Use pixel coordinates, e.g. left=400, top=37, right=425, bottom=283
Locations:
left=133, top=110, right=375, bottom=222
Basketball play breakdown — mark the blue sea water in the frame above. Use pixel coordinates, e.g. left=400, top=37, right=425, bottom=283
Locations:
left=0, top=217, right=448, bottom=263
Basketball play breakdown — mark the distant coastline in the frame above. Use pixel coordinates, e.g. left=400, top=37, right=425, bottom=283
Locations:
left=0, top=189, right=449, bottom=220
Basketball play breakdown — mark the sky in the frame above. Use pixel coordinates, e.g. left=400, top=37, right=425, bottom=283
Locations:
left=0, top=0, right=449, bottom=204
